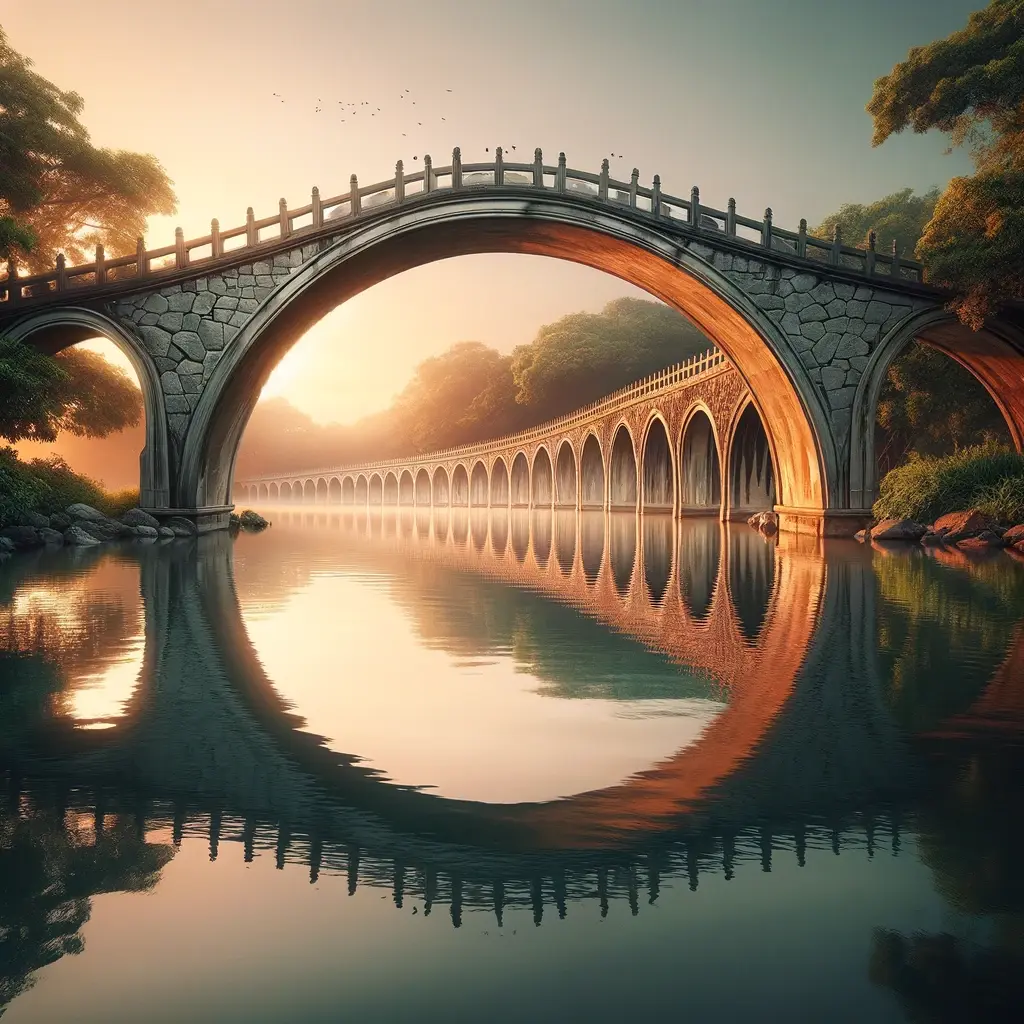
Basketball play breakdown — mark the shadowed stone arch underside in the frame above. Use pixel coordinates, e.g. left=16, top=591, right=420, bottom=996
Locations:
left=8, top=189, right=982, bottom=533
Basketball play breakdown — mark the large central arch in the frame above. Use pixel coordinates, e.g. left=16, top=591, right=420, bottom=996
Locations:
left=179, top=193, right=834, bottom=526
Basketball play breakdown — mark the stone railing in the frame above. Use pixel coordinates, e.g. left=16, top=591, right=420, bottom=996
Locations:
left=1, top=148, right=925, bottom=307
left=241, top=345, right=729, bottom=485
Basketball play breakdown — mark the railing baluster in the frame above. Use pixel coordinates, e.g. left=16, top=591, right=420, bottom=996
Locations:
left=726, top=198, right=736, bottom=236
left=211, top=219, right=222, bottom=258
left=629, top=168, right=639, bottom=208
left=797, top=218, right=807, bottom=258
left=56, top=252, right=67, bottom=291
left=136, top=237, right=148, bottom=276
left=599, top=159, right=609, bottom=200
left=451, top=147, right=462, bottom=190
left=423, top=155, right=433, bottom=193
left=761, top=207, right=773, bottom=250
left=246, top=207, right=257, bottom=246
left=495, top=147, right=503, bottom=185
left=865, top=231, right=876, bottom=275
left=311, top=186, right=323, bottom=228
left=350, top=174, right=361, bottom=213
left=533, top=148, right=543, bottom=187
left=279, top=198, right=290, bottom=238
left=890, top=239, right=901, bottom=278
left=556, top=152, right=566, bottom=192
left=95, top=244, right=106, bottom=285
left=690, top=185, right=700, bottom=229
left=829, top=224, right=842, bottom=266
left=651, top=174, right=662, bottom=217
left=175, top=228, right=187, bottom=269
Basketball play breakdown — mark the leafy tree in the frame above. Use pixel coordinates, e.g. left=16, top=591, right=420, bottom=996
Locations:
left=811, top=188, right=939, bottom=260
left=0, top=26, right=176, bottom=273
left=0, top=337, right=141, bottom=443
left=510, top=297, right=711, bottom=419
left=867, top=0, right=1024, bottom=326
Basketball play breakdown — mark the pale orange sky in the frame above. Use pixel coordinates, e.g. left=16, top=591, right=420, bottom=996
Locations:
left=4, top=1, right=976, bottom=425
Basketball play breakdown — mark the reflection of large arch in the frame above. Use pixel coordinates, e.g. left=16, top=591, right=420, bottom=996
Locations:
left=177, top=196, right=834, bottom=523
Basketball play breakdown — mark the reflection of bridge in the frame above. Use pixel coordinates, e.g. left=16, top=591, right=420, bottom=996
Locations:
left=236, top=349, right=775, bottom=521
left=4, top=148, right=1019, bottom=535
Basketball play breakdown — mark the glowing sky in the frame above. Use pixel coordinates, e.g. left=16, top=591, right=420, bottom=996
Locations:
left=4, top=0, right=977, bottom=424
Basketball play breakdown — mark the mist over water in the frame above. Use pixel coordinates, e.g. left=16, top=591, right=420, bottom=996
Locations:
left=1, top=511, right=1023, bottom=1022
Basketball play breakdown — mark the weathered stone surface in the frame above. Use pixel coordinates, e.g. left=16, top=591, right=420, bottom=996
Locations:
left=0, top=536, right=15, bottom=553
left=167, top=292, right=194, bottom=313
left=958, top=529, right=1005, bottom=550
left=1003, top=524, right=1024, bottom=545
left=836, top=334, right=869, bottom=359
left=66, top=503, right=108, bottom=523
left=165, top=395, right=190, bottom=414
left=64, top=525, right=100, bottom=546
left=165, top=516, right=198, bottom=537
left=920, top=532, right=944, bottom=546
left=134, top=524, right=159, bottom=538
left=820, top=365, right=846, bottom=391
left=934, top=509, right=992, bottom=541
left=49, top=513, right=71, bottom=531
left=139, top=326, right=172, bottom=358
left=784, top=292, right=814, bottom=313
left=177, top=359, right=204, bottom=376
left=160, top=371, right=184, bottom=395
left=121, top=508, right=161, bottom=529
left=864, top=300, right=892, bottom=323
left=144, top=293, right=169, bottom=314
left=0, top=526, right=40, bottom=549
left=198, top=320, right=224, bottom=350
left=813, top=334, right=843, bottom=366
left=158, top=526, right=176, bottom=538
left=157, top=311, right=184, bottom=332
left=790, top=273, right=816, bottom=293
left=38, top=527, right=64, bottom=546
left=872, top=519, right=927, bottom=541
left=799, top=303, right=828, bottom=323
left=193, top=292, right=216, bottom=315
left=172, top=331, right=206, bottom=361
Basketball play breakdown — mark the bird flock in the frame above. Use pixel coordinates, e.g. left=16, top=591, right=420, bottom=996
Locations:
left=270, top=86, right=633, bottom=170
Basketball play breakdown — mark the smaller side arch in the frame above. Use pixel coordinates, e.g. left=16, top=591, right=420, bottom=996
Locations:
left=369, top=473, right=383, bottom=504
left=415, top=468, right=432, bottom=505
left=555, top=440, right=577, bottom=508
left=341, top=476, right=355, bottom=504
left=399, top=470, right=414, bottom=505
left=329, top=477, right=342, bottom=504
left=433, top=466, right=450, bottom=506
left=356, top=474, right=368, bottom=504
left=580, top=433, right=605, bottom=509
left=451, top=463, right=470, bottom=506
left=510, top=451, right=530, bottom=507
left=609, top=423, right=638, bottom=510
left=641, top=413, right=674, bottom=512
left=470, top=461, right=489, bottom=506
left=490, top=457, right=510, bottom=507
left=383, top=472, right=399, bottom=504
left=679, top=404, right=723, bottom=514
left=531, top=446, right=554, bottom=507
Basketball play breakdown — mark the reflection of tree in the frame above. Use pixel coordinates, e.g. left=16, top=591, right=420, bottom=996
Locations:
left=874, top=553, right=1024, bottom=732
left=0, top=791, right=174, bottom=1015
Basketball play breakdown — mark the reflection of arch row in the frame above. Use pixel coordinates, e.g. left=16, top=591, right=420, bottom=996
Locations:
left=239, top=379, right=778, bottom=523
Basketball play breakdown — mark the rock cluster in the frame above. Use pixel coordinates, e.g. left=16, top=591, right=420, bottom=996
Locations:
left=747, top=510, right=779, bottom=535
left=855, top=509, right=1024, bottom=555
left=233, top=509, right=270, bottom=532
left=0, top=504, right=195, bottom=558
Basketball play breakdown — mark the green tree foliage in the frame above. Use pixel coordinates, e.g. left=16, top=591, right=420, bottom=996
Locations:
left=510, top=298, right=709, bottom=417
left=0, top=27, right=176, bottom=272
left=867, top=0, right=1024, bottom=326
left=811, top=188, right=939, bottom=259
left=0, top=337, right=141, bottom=443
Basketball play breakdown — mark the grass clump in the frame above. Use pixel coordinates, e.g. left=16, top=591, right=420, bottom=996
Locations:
left=0, top=446, right=140, bottom=526
left=873, top=443, right=1024, bottom=525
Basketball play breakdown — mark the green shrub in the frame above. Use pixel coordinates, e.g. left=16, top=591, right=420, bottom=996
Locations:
left=0, top=447, right=138, bottom=526
left=873, top=443, right=1024, bottom=525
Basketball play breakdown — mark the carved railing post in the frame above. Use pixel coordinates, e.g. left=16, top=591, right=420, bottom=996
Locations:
left=830, top=224, right=842, bottom=265
left=690, top=185, right=701, bottom=229
left=136, top=237, right=148, bottom=276
left=350, top=174, right=361, bottom=213
left=279, top=198, right=290, bottom=238
left=395, top=161, right=405, bottom=203
left=56, top=252, right=67, bottom=291
left=425, top=156, right=435, bottom=193
left=797, top=218, right=808, bottom=258
left=890, top=238, right=901, bottom=278
left=175, top=228, right=187, bottom=268
left=311, top=186, right=323, bottom=228
left=533, top=148, right=543, bottom=187
left=761, top=207, right=773, bottom=250
left=726, top=197, right=736, bottom=235
left=652, top=174, right=662, bottom=216
left=451, top=147, right=462, bottom=190
left=495, top=146, right=503, bottom=185
left=865, top=230, right=876, bottom=275
left=629, top=167, right=639, bottom=208
left=556, top=152, right=567, bottom=192
left=95, top=244, right=106, bottom=285
left=246, top=207, right=257, bottom=246
left=599, top=158, right=609, bottom=200
left=211, top=219, right=222, bottom=258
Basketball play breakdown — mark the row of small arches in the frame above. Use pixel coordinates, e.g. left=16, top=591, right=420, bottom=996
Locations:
left=238, top=405, right=774, bottom=518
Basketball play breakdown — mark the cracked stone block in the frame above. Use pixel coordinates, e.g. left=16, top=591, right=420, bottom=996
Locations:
left=862, top=323, right=881, bottom=343
left=177, top=359, right=204, bottom=376
left=777, top=280, right=794, bottom=298
left=168, top=292, right=194, bottom=313
left=193, top=293, right=215, bottom=315
left=223, top=268, right=238, bottom=279
left=808, top=367, right=822, bottom=384
left=182, top=313, right=201, bottom=332
left=181, top=374, right=203, bottom=394
left=754, top=293, right=785, bottom=311
left=228, top=311, right=248, bottom=328
left=784, top=292, right=814, bottom=312
left=813, top=333, right=842, bottom=364
left=799, top=350, right=818, bottom=369
left=223, top=325, right=239, bottom=345
left=834, top=283, right=855, bottom=300
left=160, top=371, right=183, bottom=395
left=215, top=295, right=239, bottom=310
left=791, top=273, right=817, bottom=293
left=182, top=280, right=196, bottom=293
left=254, top=285, right=274, bottom=299
left=213, top=308, right=234, bottom=323
left=209, top=278, right=228, bottom=295
left=240, top=287, right=255, bottom=299
left=144, top=293, right=169, bottom=314
left=198, top=321, right=224, bottom=350
left=167, top=413, right=189, bottom=436
left=138, top=325, right=171, bottom=358
left=850, top=356, right=869, bottom=371
left=238, top=298, right=259, bottom=313
left=140, top=312, right=160, bottom=326
left=766, top=308, right=785, bottom=323
left=165, top=395, right=190, bottom=414
left=828, top=386, right=856, bottom=410
left=238, top=274, right=255, bottom=288
left=810, top=282, right=835, bottom=304
left=203, top=352, right=221, bottom=377
left=131, top=309, right=145, bottom=323
left=154, top=357, right=176, bottom=372
left=845, top=369, right=862, bottom=386
left=824, top=316, right=850, bottom=334
left=172, top=331, right=205, bottom=361
left=836, top=334, right=869, bottom=359
left=854, top=286, right=874, bottom=301
left=252, top=261, right=272, bottom=276
left=781, top=311, right=801, bottom=335
left=157, top=311, right=184, bottom=332
left=820, top=365, right=846, bottom=391
left=801, top=321, right=826, bottom=342
left=255, top=275, right=276, bottom=289
left=799, top=303, right=828, bottom=322
left=825, top=298, right=847, bottom=318
left=865, top=300, right=893, bottom=323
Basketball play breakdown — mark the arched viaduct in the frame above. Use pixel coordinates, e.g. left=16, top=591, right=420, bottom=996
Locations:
left=3, top=147, right=1022, bottom=535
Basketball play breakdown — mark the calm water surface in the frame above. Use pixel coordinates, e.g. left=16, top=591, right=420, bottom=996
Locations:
left=1, top=510, right=1023, bottom=1022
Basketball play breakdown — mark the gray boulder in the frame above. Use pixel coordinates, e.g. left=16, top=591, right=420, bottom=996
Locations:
left=66, top=503, right=108, bottom=523
left=164, top=516, right=197, bottom=537
left=64, top=525, right=100, bottom=546
left=0, top=536, right=16, bottom=554
left=872, top=518, right=927, bottom=541
left=238, top=509, right=269, bottom=531
left=39, top=527, right=65, bottom=546
left=134, top=524, right=159, bottom=538
left=23, top=511, right=51, bottom=529
left=158, top=526, right=176, bottom=538
left=0, top=525, right=41, bottom=550
left=49, top=512, right=72, bottom=531
left=121, top=508, right=161, bottom=529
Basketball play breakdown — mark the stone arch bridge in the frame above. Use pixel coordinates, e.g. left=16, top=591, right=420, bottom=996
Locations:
left=2, top=146, right=1022, bottom=534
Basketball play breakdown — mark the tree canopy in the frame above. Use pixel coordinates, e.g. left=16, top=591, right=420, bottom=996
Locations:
left=811, top=188, right=939, bottom=260
left=867, top=0, right=1024, bottom=326
left=0, top=337, right=141, bottom=443
left=0, top=26, right=176, bottom=273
